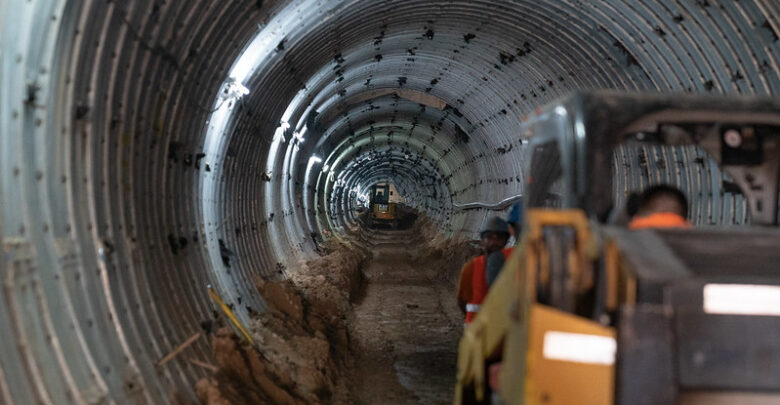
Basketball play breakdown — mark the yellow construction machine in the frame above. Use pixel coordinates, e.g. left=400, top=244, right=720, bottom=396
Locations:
left=367, top=183, right=399, bottom=229
left=455, top=92, right=780, bottom=405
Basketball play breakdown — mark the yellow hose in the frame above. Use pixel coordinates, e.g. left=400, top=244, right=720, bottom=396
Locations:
left=208, top=286, right=255, bottom=345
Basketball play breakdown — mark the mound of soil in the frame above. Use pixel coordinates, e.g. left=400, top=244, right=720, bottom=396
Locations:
left=193, top=216, right=476, bottom=405
left=409, top=215, right=480, bottom=284
left=195, top=239, right=369, bottom=405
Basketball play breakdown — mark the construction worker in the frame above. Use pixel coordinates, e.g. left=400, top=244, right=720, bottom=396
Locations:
left=629, top=184, right=692, bottom=230
left=456, top=217, right=513, bottom=325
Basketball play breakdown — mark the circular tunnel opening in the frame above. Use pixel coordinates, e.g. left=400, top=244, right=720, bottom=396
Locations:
left=1, top=0, right=778, bottom=403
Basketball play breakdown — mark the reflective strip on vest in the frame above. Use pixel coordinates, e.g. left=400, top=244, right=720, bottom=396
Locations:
left=466, top=303, right=481, bottom=313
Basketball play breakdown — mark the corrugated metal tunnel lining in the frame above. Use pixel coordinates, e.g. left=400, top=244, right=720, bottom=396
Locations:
left=1, top=0, right=778, bottom=403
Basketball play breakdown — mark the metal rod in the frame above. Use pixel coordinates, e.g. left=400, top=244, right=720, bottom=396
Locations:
left=157, top=332, right=203, bottom=366
left=453, top=194, right=523, bottom=211
left=188, top=358, right=219, bottom=373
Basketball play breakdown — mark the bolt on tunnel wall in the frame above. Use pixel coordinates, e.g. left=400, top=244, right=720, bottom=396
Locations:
left=1, top=0, right=779, bottom=403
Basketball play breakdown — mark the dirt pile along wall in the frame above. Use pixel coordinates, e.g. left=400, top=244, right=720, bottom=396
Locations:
left=192, top=213, right=472, bottom=405
left=195, top=238, right=369, bottom=405
left=410, top=214, right=480, bottom=285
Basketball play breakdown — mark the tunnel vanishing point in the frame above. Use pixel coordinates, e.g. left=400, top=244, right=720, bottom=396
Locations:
left=1, top=0, right=780, bottom=403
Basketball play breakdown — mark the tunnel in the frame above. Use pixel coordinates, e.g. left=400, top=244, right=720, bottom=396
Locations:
left=1, top=0, right=779, bottom=403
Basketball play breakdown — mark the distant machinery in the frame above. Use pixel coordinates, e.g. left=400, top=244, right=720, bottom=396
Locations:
left=367, top=183, right=399, bottom=229
left=2, top=0, right=779, bottom=402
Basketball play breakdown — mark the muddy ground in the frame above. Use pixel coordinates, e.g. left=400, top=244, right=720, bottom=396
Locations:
left=195, top=216, right=478, bottom=404
left=350, top=228, right=469, bottom=404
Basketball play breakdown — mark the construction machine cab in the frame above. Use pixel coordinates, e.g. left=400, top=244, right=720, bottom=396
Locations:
left=371, top=184, right=389, bottom=205
left=456, top=91, right=780, bottom=405
left=367, top=183, right=398, bottom=229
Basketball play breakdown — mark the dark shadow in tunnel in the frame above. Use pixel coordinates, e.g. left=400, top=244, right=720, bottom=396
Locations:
left=357, top=204, right=420, bottom=230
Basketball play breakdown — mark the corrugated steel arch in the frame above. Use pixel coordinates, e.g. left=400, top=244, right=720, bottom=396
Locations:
left=1, top=0, right=779, bottom=402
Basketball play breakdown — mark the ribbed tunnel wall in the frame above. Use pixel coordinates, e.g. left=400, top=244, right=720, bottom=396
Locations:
left=1, top=0, right=778, bottom=403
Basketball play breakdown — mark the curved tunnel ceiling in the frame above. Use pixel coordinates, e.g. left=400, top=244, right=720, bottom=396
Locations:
left=1, top=0, right=779, bottom=403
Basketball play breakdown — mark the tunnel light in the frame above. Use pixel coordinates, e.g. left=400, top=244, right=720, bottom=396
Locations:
left=223, top=77, right=250, bottom=101
left=236, top=83, right=250, bottom=96
left=543, top=331, right=616, bottom=365
left=703, top=284, right=780, bottom=316
left=554, top=106, right=567, bottom=116
left=231, top=80, right=250, bottom=97
left=322, top=163, right=330, bottom=173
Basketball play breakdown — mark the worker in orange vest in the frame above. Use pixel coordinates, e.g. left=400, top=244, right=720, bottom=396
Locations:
left=456, top=217, right=513, bottom=325
left=629, top=184, right=692, bottom=230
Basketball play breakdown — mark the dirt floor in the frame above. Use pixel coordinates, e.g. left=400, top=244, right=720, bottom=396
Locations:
left=349, top=229, right=465, bottom=405
left=194, top=214, right=478, bottom=405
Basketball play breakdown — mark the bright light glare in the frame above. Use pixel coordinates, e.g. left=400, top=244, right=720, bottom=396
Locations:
left=294, top=126, right=308, bottom=143
left=305, top=155, right=322, bottom=183
left=704, top=284, right=780, bottom=316
left=272, top=122, right=290, bottom=143
left=227, top=79, right=250, bottom=97
left=229, top=32, right=276, bottom=83
left=575, top=120, right=586, bottom=141
left=543, top=331, right=616, bottom=365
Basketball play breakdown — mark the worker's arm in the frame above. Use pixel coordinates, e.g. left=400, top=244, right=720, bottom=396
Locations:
left=455, top=260, right=474, bottom=314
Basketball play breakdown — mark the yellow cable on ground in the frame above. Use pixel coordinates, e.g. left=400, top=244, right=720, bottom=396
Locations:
left=208, top=286, right=255, bottom=345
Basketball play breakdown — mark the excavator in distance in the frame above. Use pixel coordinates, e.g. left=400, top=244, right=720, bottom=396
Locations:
left=366, top=183, right=399, bottom=229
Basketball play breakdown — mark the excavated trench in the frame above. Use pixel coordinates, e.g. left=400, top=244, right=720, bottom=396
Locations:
left=350, top=228, right=469, bottom=405
left=193, top=213, right=476, bottom=404
left=1, top=0, right=779, bottom=403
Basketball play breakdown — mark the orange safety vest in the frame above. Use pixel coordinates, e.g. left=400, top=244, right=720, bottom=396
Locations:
left=465, top=248, right=513, bottom=324
left=629, top=212, right=692, bottom=230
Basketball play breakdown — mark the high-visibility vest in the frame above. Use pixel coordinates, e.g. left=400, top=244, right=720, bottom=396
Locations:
left=629, top=212, right=692, bottom=230
left=465, top=248, right=513, bottom=324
